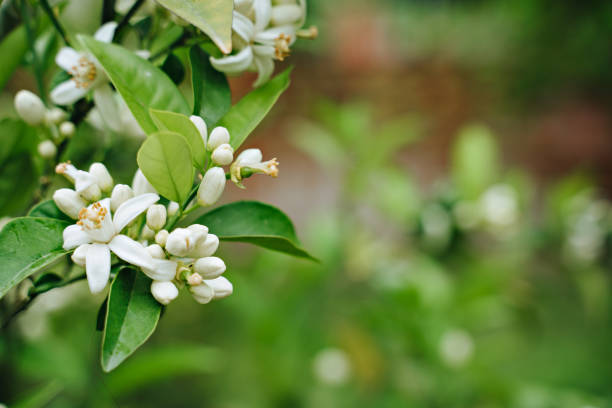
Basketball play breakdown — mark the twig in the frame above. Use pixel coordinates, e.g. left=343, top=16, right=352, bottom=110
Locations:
left=39, top=0, right=70, bottom=46
left=21, top=0, right=45, bottom=101
left=113, top=0, right=145, bottom=41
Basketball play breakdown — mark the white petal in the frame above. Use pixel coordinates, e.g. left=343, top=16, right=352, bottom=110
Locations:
left=252, top=0, right=272, bottom=32
left=190, top=282, right=214, bottom=304
left=56, top=47, right=80, bottom=72
left=85, top=243, right=110, bottom=294
left=142, top=259, right=177, bottom=281
left=271, top=4, right=302, bottom=26
left=150, top=281, right=179, bottom=305
left=50, top=80, right=87, bottom=105
left=206, top=276, right=233, bottom=299
left=210, top=47, right=254, bottom=75
left=252, top=44, right=275, bottom=59
left=252, top=55, right=275, bottom=87
left=94, top=21, right=118, bottom=43
left=108, top=234, right=155, bottom=270
left=232, top=11, right=255, bottom=43
left=72, top=244, right=90, bottom=267
left=236, top=148, right=263, bottom=165
left=255, top=26, right=296, bottom=45
left=63, top=224, right=91, bottom=250
left=132, top=169, right=157, bottom=195
left=112, top=193, right=159, bottom=233
left=92, top=84, right=121, bottom=132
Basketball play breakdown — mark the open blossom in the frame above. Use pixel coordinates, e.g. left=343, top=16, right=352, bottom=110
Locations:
left=210, top=0, right=307, bottom=86
left=63, top=194, right=175, bottom=294
left=230, top=148, right=279, bottom=187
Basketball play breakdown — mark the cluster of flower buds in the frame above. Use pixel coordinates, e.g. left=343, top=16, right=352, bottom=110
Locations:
left=147, top=224, right=232, bottom=305
left=14, top=90, right=75, bottom=159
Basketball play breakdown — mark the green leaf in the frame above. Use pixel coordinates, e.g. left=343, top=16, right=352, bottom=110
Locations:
left=0, top=217, right=69, bottom=298
left=219, top=68, right=292, bottom=150
left=0, top=153, right=37, bottom=216
left=194, top=201, right=317, bottom=261
left=155, top=0, right=233, bottom=54
left=149, top=24, right=183, bottom=57
left=28, top=200, right=72, bottom=222
left=101, top=268, right=161, bottom=372
left=149, top=109, right=206, bottom=169
left=79, top=35, right=190, bottom=134
left=161, top=53, right=185, bottom=84
left=137, top=130, right=194, bottom=203
left=0, top=25, right=27, bottom=91
left=189, top=45, right=231, bottom=127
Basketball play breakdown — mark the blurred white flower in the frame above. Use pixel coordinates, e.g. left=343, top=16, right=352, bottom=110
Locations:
left=439, top=329, right=474, bottom=368
left=312, top=348, right=351, bottom=385
left=14, top=90, right=46, bottom=125
left=480, top=184, right=519, bottom=229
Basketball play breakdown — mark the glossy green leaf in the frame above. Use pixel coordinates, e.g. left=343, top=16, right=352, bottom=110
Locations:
left=101, top=268, right=161, bottom=372
left=195, top=201, right=316, bottom=261
left=149, top=24, right=183, bottom=57
left=0, top=25, right=27, bottom=90
left=137, top=131, right=194, bottom=203
left=219, top=68, right=292, bottom=150
left=28, top=200, right=72, bottom=222
left=79, top=35, right=190, bottom=134
left=149, top=109, right=206, bottom=169
left=0, top=217, right=69, bottom=298
left=155, top=0, right=233, bottom=54
left=189, top=45, right=231, bottom=127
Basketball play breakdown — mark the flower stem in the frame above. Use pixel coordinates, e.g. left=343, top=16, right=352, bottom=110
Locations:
left=114, top=0, right=146, bottom=41
left=39, top=0, right=71, bottom=46
left=21, top=0, right=45, bottom=101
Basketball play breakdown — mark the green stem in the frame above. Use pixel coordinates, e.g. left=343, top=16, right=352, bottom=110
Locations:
left=39, top=0, right=70, bottom=46
left=21, top=0, right=45, bottom=101
left=114, top=0, right=145, bottom=40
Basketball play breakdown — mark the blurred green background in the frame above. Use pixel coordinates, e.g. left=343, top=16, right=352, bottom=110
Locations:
left=2, top=0, right=612, bottom=406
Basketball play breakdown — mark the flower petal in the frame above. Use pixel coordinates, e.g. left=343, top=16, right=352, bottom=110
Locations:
left=63, top=224, right=91, bottom=250
left=210, top=47, right=254, bottom=75
left=255, top=25, right=296, bottom=46
left=85, top=243, right=111, bottom=294
left=93, top=84, right=121, bottom=132
left=50, top=80, right=88, bottom=106
left=252, top=55, right=275, bottom=87
left=108, top=234, right=155, bottom=270
left=112, top=193, right=159, bottom=233
left=56, top=47, right=80, bottom=72
left=94, top=21, right=118, bottom=43
left=142, top=259, right=178, bottom=281
left=232, top=11, right=255, bottom=43
left=252, top=0, right=272, bottom=32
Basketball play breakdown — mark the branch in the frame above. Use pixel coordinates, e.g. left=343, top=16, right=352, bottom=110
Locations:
left=39, top=0, right=70, bottom=46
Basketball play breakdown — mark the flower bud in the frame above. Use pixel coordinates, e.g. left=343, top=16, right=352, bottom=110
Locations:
left=146, top=204, right=167, bottom=231
left=14, top=90, right=46, bottom=125
left=79, top=183, right=101, bottom=202
left=186, top=224, right=208, bottom=246
left=111, top=184, right=134, bottom=212
left=37, top=140, right=57, bottom=159
left=53, top=188, right=86, bottom=219
left=45, top=108, right=66, bottom=125
left=206, top=276, right=233, bottom=299
left=193, top=256, right=226, bottom=279
left=141, top=224, right=156, bottom=240
left=190, top=115, right=208, bottom=148
left=271, top=4, right=302, bottom=26
left=151, top=281, right=179, bottom=305
left=146, top=244, right=166, bottom=259
left=89, top=162, right=114, bottom=192
left=211, top=143, right=234, bottom=165
left=167, top=201, right=179, bottom=216
left=187, top=272, right=203, bottom=286
left=190, top=233, right=219, bottom=258
left=207, top=126, right=230, bottom=151
left=155, top=229, right=169, bottom=247
left=165, top=228, right=192, bottom=257
left=190, top=282, right=214, bottom=304
left=71, top=244, right=88, bottom=267
left=132, top=169, right=157, bottom=195
left=236, top=148, right=263, bottom=165
left=197, top=167, right=226, bottom=206
left=59, top=121, right=75, bottom=137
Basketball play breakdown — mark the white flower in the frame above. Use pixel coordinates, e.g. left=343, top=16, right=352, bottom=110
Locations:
left=89, top=162, right=114, bottom=193
left=480, top=184, right=519, bottom=229
left=189, top=115, right=208, bottom=149
left=210, top=0, right=305, bottom=86
left=50, top=22, right=118, bottom=106
left=189, top=276, right=233, bottom=304
left=37, top=140, right=57, bottom=159
left=197, top=167, right=226, bottom=206
left=207, top=126, right=230, bottom=151
left=59, top=121, right=76, bottom=137
left=150, top=280, right=179, bottom=305
left=193, top=256, right=226, bottom=279
left=132, top=169, right=157, bottom=196
left=56, top=162, right=101, bottom=202
left=230, top=148, right=279, bottom=187
left=167, top=201, right=179, bottom=216
left=146, top=204, right=167, bottom=231
left=62, top=194, right=175, bottom=293
left=45, top=107, right=66, bottom=125
left=53, top=188, right=87, bottom=219
left=211, top=143, right=234, bottom=166
left=155, top=229, right=169, bottom=247
left=110, top=184, right=134, bottom=212
left=14, top=90, right=46, bottom=125
left=87, top=89, right=145, bottom=138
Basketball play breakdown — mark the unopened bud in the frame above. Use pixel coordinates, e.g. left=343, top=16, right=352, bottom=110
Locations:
left=165, top=228, right=192, bottom=257
left=190, top=115, right=208, bottom=149
left=71, top=244, right=88, bottom=267
left=187, top=272, right=203, bottom=286
left=111, top=184, right=134, bottom=212
left=141, top=224, right=156, bottom=240
left=45, top=108, right=66, bottom=125
left=206, top=276, right=233, bottom=299
left=236, top=148, right=262, bottom=164
left=151, top=281, right=179, bottom=305
left=37, top=140, right=57, bottom=159
left=53, top=188, right=86, bottom=219
left=155, top=229, right=169, bottom=247
left=297, top=25, right=318, bottom=39
left=132, top=169, right=157, bottom=195
left=14, top=90, right=46, bottom=125
left=193, top=256, right=226, bottom=279
left=197, top=167, right=226, bottom=206
left=146, top=244, right=166, bottom=259
left=79, top=183, right=101, bottom=202
left=186, top=224, right=208, bottom=246
left=271, top=4, right=302, bottom=26
left=190, top=233, right=219, bottom=258
left=207, top=126, right=230, bottom=151
left=190, top=282, right=214, bottom=304
left=211, top=143, right=234, bottom=165
left=146, top=204, right=167, bottom=231
left=167, top=201, right=179, bottom=216
left=59, top=121, right=75, bottom=137
left=89, top=162, right=114, bottom=192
